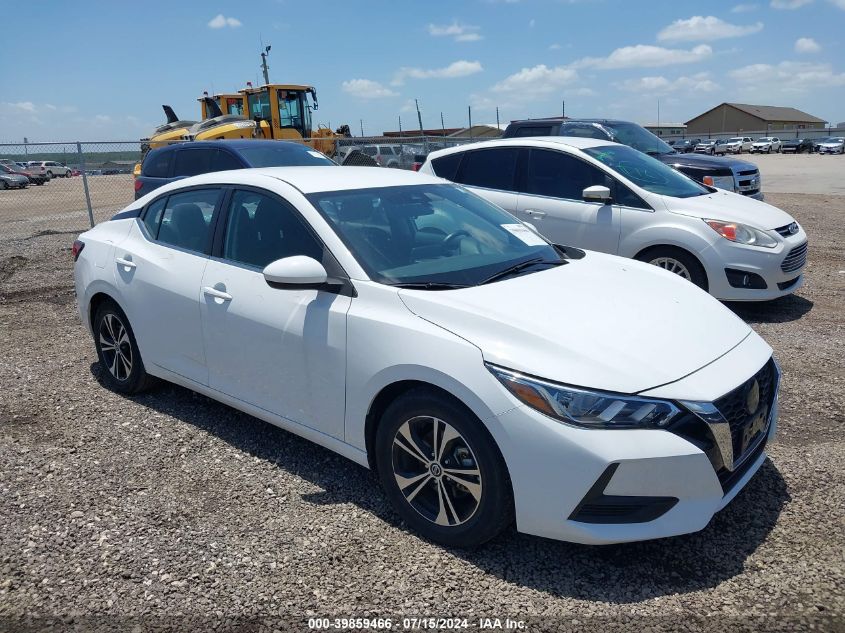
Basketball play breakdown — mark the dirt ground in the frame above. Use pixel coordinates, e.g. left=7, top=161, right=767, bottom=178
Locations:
left=0, top=191, right=842, bottom=632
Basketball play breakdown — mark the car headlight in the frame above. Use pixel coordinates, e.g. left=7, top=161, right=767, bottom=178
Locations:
left=704, top=219, right=778, bottom=248
left=486, top=364, right=680, bottom=429
left=703, top=175, right=736, bottom=190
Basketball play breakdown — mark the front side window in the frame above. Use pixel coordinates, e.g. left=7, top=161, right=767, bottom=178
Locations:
left=223, top=190, right=323, bottom=269
left=173, top=149, right=216, bottom=177
left=308, top=184, right=562, bottom=287
left=524, top=149, right=608, bottom=200
left=455, top=148, right=519, bottom=191
left=155, top=189, right=219, bottom=252
left=277, top=90, right=303, bottom=129
left=584, top=145, right=709, bottom=198
left=247, top=91, right=272, bottom=120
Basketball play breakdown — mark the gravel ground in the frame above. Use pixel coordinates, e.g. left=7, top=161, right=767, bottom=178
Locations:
left=0, top=193, right=842, bottom=633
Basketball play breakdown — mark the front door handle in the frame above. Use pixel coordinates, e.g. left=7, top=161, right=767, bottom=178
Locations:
left=115, top=257, right=136, bottom=269
left=202, top=286, right=232, bottom=301
left=523, top=209, right=546, bottom=219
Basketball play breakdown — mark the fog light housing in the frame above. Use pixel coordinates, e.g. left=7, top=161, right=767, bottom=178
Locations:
left=725, top=268, right=767, bottom=289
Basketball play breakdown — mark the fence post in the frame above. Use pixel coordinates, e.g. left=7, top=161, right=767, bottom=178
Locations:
left=77, top=142, right=95, bottom=228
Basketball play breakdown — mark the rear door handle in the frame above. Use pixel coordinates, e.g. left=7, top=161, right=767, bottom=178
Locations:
left=115, top=257, right=136, bottom=269
left=202, top=286, right=232, bottom=301
left=523, top=209, right=546, bottom=218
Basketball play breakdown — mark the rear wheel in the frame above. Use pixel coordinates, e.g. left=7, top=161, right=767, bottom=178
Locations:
left=637, top=246, right=708, bottom=291
left=375, top=388, right=513, bottom=548
left=46, top=170, right=53, bottom=178
left=93, top=300, right=155, bottom=394
left=0, top=180, right=6, bottom=190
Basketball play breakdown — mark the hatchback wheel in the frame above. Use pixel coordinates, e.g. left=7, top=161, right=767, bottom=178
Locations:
left=93, top=301, right=155, bottom=394
left=638, top=246, right=708, bottom=291
left=375, top=389, right=513, bottom=548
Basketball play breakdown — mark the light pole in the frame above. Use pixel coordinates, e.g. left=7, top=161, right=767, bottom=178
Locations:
left=260, top=46, right=271, bottom=84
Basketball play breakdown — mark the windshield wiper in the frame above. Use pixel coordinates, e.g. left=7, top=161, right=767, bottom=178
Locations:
left=479, top=258, right=565, bottom=285
left=390, top=282, right=470, bottom=290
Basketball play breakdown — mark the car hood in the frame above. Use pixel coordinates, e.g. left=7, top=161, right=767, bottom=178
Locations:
left=752, top=141, right=772, bottom=145
left=655, top=151, right=755, bottom=172
left=820, top=141, right=843, bottom=147
left=662, top=189, right=794, bottom=229
left=398, top=253, right=751, bottom=395
left=782, top=140, right=803, bottom=146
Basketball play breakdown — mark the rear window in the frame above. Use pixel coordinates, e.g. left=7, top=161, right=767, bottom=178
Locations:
left=430, top=152, right=463, bottom=180
left=142, top=151, right=172, bottom=178
left=512, top=126, right=553, bottom=137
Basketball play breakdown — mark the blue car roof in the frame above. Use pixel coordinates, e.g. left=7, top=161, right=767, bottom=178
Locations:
left=153, top=139, right=308, bottom=152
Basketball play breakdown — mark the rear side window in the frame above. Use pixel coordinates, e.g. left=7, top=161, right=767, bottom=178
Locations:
left=143, top=151, right=172, bottom=178
left=558, top=124, right=610, bottom=140
left=211, top=150, right=243, bottom=171
left=512, top=126, right=553, bottom=137
left=152, top=189, right=219, bottom=253
left=173, top=149, right=216, bottom=177
left=524, top=149, right=607, bottom=200
left=455, top=148, right=519, bottom=191
left=430, top=153, right=463, bottom=180
left=362, top=147, right=377, bottom=156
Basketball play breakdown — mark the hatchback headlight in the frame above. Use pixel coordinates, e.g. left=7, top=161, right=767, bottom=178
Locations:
left=487, top=364, right=680, bottom=429
left=704, top=219, right=778, bottom=248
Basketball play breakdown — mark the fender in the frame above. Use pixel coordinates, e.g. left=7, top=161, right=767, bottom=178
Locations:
left=618, top=222, right=716, bottom=260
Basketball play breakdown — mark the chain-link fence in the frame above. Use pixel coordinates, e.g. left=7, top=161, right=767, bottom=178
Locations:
left=0, top=136, right=481, bottom=240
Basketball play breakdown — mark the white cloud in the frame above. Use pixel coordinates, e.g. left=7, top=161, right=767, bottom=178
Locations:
left=657, top=16, right=763, bottom=42
left=491, top=64, right=579, bottom=94
left=795, top=37, right=821, bottom=53
left=730, top=61, right=845, bottom=89
left=208, top=14, right=242, bottom=29
left=341, top=79, right=398, bottom=99
left=529, top=18, right=536, bottom=27
left=731, top=3, right=759, bottom=11
left=392, top=60, right=483, bottom=85
left=5, top=101, right=36, bottom=113
left=830, top=0, right=845, bottom=8
left=574, top=44, right=713, bottom=69
left=620, top=72, right=720, bottom=94
left=770, top=0, right=812, bottom=8
left=427, top=22, right=483, bottom=42
left=549, top=43, right=562, bottom=50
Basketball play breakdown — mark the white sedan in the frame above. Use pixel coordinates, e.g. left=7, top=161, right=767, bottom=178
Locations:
left=817, top=137, right=845, bottom=154
left=74, top=167, right=779, bottom=546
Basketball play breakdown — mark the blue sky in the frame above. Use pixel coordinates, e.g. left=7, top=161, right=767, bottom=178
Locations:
left=2, top=0, right=844, bottom=142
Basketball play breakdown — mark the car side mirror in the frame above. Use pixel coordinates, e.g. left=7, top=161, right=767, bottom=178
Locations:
left=263, top=256, right=328, bottom=288
left=582, top=185, right=612, bottom=204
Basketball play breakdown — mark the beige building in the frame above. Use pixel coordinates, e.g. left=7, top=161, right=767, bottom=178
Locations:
left=643, top=123, right=687, bottom=137
left=685, top=103, right=827, bottom=135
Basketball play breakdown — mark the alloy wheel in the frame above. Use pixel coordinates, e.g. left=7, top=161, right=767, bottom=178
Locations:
left=99, top=313, right=133, bottom=381
left=391, top=416, right=483, bottom=527
left=649, top=256, right=692, bottom=280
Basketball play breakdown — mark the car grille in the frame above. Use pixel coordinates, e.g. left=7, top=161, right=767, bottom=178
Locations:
left=774, top=222, right=799, bottom=237
left=733, top=167, right=761, bottom=195
left=781, top=241, right=808, bottom=273
left=737, top=169, right=758, bottom=176
left=713, top=358, right=777, bottom=468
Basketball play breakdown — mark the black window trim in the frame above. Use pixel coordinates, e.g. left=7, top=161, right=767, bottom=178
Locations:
left=211, top=184, right=356, bottom=297
left=137, top=185, right=226, bottom=256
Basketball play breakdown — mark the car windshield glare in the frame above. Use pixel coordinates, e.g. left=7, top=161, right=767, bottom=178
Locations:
left=307, top=184, right=563, bottom=287
left=584, top=145, right=710, bottom=198
left=592, top=122, right=675, bottom=155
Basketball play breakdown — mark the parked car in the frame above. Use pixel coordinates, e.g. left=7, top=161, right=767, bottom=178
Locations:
left=694, top=139, right=728, bottom=155
left=750, top=137, right=781, bottom=154
left=672, top=139, right=701, bottom=153
left=723, top=137, right=754, bottom=154
left=75, top=166, right=782, bottom=547
left=0, top=168, right=29, bottom=189
left=135, top=139, right=335, bottom=198
left=421, top=137, right=807, bottom=301
left=780, top=138, right=814, bottom=154
left=811, top=137, right=833, bottom=152
left=0, top=161, right=49, bottom=185
left=817, top=137, right=845, bottom=154
left=27, top=160, right=72, bottom=178
left=503, top=119, right=764, bottom=200
left=359, top=144, right=402, bottom=168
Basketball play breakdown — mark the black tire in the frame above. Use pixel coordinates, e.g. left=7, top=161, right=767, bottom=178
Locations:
left=46, top=171, right=53, bottom=178
left=0, top=180, right=6, bottom=190
left=636, top=246, right=708, bottom=291
left=93, top=300, right=155, bottom=395
left=375, top=388, right=513, bottom=548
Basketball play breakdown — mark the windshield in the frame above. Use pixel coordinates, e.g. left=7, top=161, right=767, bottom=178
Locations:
left=758, top=137, right=773, bottom=142
left=307, top=184, right=563, bottom=287
left=583, top=145, right=710, bottom=198
left=237, top=145, right=335, bottom=167
left=728, top=137, right=743, bottom=142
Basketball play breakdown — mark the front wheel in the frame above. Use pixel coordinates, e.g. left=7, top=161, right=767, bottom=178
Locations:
left=637, top=246, right=708, bottom=291
left=375, top=388, right=513, bottom=548
left=93, top=301, right=155, bottom=394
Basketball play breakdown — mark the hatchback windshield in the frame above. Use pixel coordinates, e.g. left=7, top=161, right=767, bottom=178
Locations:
left=238, top=145, right=335, bottom=167
left=308, top=184, right=563, bottom=287
left=583, top=145, right=710, bottom=198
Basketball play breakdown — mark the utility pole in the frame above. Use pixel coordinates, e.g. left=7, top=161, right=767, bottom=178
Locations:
left=441, top=112, right=445, bottom=136
left=468, top=106, right=473, bottom=139
left=657, top=98, right=661, bottom=134
left=562, top=100, right=565, bottom=119
left=23, top=137, right=28, bottom=157
left=496, top=107, right=500, bottom=130
left=398, top=115, right=403, bottom=137
left=260, top=45, right=271, bottom=84
left=360, top=119, right=364, bottom=137
left=415, top=99, right=424, bottom=137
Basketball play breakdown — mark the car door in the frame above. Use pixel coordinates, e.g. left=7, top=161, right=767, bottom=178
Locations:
left=515, top=148, right=621, bottom=253
left=113, top=187, right=222, bottom=384
left=199, top=187, right=351, bottom=439
left=452, top=147, right=521, bottom=212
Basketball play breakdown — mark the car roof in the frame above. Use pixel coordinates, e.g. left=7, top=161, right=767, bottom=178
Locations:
left=425, top=136, right=617, bottom=161
left=148, top=139, right=313, bottom=154
left=157, top=166, right=444, bottom=195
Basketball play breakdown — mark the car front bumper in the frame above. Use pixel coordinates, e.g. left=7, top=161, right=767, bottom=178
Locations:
left=492, top=336, right=776, bottom=544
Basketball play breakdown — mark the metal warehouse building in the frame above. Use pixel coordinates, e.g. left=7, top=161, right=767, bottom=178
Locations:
left=685, top=102, right=827, bottom=135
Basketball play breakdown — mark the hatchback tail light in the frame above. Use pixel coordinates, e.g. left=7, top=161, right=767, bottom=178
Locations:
left=412, top=162, right=423, bottom=172
left=72, top=239, right=85, bottom=261
left=133, top=178, right=143, bottom=192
